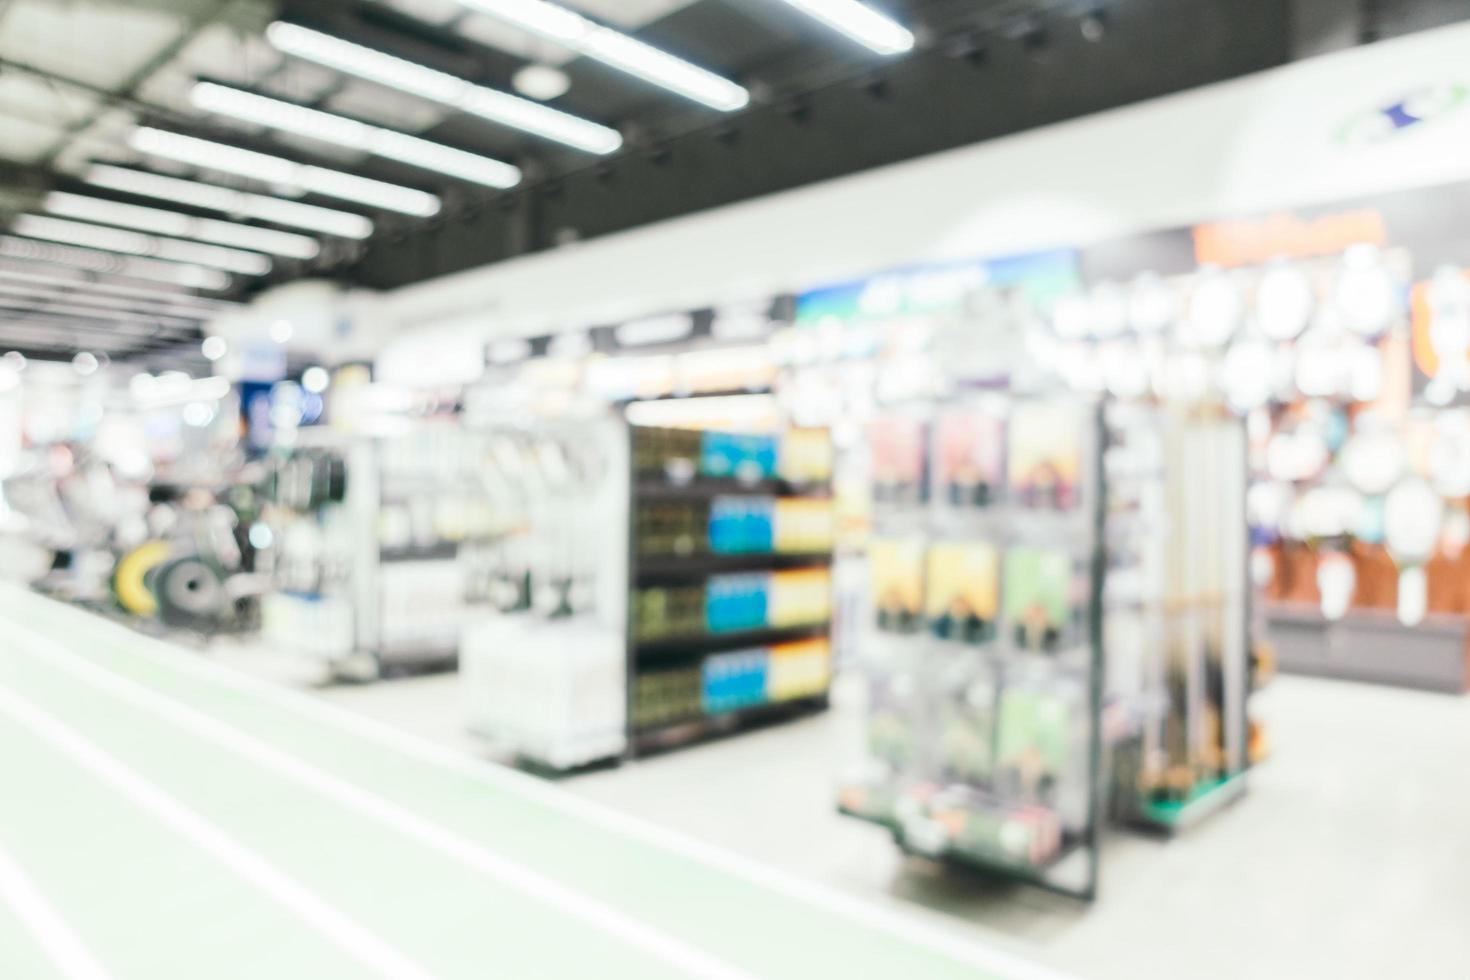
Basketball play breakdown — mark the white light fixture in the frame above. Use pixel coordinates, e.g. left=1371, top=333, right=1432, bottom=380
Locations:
left=130, top=127, right=442, bottom=217
left=201, top=336, right=228, bottom=361
left=0, top=281, right=201, bottom=323
left=0, top=236, right=230, bottom=290
left=270, top=319, right=293, bottom=343
left=775, top=0, right=915, bottom=56
left=72, top=351, right=99, bottom=376
left=3, top=351, right=25, bottom=371
left=301, top=365, right=330, bottom=393
left=14, top=214, right=272, bottom=276
left=190, top=83, right=522, bottom=190
left=452, top=0, right=748, bottom=111
left=0, top=265, right=235, bottom=314
left=44, top=191, right=318, bottom=261
left=86, top=165, right=373, bottom=240
left=0, top=290, right=197, bottom=330
left=513, top=64, right=571, bottom=101
left=266, top=22, right=623, bottom=155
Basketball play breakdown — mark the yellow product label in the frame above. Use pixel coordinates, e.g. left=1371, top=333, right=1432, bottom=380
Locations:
left=924, top=541, right=1000, bottom=622
left=774, top=498, right=836, bottom=552
left=768, top=569, right=832, bottom=626
left=767, top=638, right=831, bottom=700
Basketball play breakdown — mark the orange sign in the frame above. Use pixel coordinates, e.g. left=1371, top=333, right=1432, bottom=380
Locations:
left=1193, top=210, right=1387, bottom=267
left=1410, top=269, right=1470, bottom=378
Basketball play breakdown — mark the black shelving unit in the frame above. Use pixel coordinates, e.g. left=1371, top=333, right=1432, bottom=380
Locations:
left=624, top=424, right=837, bottom=756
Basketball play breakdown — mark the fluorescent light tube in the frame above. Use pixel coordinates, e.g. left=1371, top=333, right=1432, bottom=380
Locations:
left=778, top=0, right=914, bottom=55
left=266, top=22, right=623, bottom=154
left=453, top=0, right=748, bottom=111
left=0, top=283, right=203, bottom=326
left=190, top=82, right=521, bottom=189
left=130, top=127, right=442, bottom=217
left=85, top=165, right=374, bottom=240
left=0, top=236, right=231, bottom=290
left=45, top=191, right=318, bottom=260
left=13, top=214, right=271, bottom=276
left=0, top=265, right=237, bottom=312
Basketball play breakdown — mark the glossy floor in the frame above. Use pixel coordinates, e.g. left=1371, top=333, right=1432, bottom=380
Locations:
left=313, top=663, right=1470, bottom=980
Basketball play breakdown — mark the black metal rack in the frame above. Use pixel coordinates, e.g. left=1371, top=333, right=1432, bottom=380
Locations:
left=624, top=424, right=836, bottom=756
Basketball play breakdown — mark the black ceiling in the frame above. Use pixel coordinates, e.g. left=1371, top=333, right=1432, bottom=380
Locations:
left=4, top=0, right=1470, bottom=363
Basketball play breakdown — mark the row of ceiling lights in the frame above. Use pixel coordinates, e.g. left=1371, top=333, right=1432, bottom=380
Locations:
left=0, top=0, right=919, bottom=360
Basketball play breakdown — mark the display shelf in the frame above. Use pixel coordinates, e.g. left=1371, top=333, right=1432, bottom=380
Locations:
left=631, top=694, right=829, bottom=752
left=1132, top=771, right=1248, bottom=832
left=626, top=423, right=836, bottom=756
left=379, top=542, right=459, bottom=563
left=842, top=393, right=1106, bottom=901
left=634, top=478, right=832, bottom=500
left=633, top=552, right=832, bottom=579
left=633, top=623, right=830, bottom=659
left=836, top=791, right=1092, bottom=896
left=1265, top=601, right=1470, bottom=693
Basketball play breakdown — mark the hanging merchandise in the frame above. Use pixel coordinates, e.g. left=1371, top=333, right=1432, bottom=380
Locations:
left=840, top=391, right=1104, bottom=900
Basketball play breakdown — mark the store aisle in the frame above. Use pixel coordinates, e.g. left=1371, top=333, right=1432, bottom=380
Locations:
left=0, top=587, right=1070, bottom=980
left=316, top=670, right=1470, bottom=980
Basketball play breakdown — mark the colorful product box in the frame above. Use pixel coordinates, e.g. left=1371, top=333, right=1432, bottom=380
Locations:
left=702, top=649, right=770, bottom=714
left=700, top=431, right=779, bottom=482
left=708, top=495, right=776, bottom=554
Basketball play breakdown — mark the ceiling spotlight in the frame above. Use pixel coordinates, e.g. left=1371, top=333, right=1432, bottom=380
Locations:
left=72, top=351, right=99, bottom=376
left=512, top=64, right=573, bottom=102
left=270, top=319, right=294, bottom=344
left=3, top=351, right=25, bottom=371
left=201, top=336, right=228, bottom=361
left=301, top=365, right=330, bottom=393
left=1080, top=8, right=1108, bottom=42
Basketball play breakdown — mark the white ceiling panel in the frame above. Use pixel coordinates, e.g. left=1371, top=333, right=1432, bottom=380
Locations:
left=455, top=13, right=575, bottom=64
left=563, top=0, right=699, bottom=29
left=377, top=0, right=465, bottom=26
left=255, top=58, right=341, bottom=103
left=270, top=131, right=371, bottom=168
left=0, top=0, right=186, bottom=90
left=177, top=24, right=281, bottom=87
left=324, top=80, right=449, bottom=135
left=0, top=73, right=98, bottom=129
left=0, top=114, right=65, bottom=164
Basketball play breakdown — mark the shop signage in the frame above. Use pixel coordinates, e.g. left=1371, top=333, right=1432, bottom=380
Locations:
left=1192, top=210, right=1387, bottom=267
left=1336, top=82, right=1467, bottom=146
left=795, top=249, right=1080, bottom=324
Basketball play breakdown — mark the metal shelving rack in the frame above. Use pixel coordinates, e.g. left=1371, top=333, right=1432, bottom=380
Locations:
left=624, top=425, right=836, bottom=756
left=840, top=394, right=1106, bottom=901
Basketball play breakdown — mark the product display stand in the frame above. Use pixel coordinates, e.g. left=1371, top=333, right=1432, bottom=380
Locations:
left=840, top=393, right=1105, bottom=900
left=626, top=424, right=836, bottom=755
left=1104, top=405, right=1251, bottom=833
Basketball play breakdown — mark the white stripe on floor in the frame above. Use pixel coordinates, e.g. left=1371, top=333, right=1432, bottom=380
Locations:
left=10, top=624, right=758, bottom=980
left=0, top=682, right=437, bottom=980
left=0, top=839, right=112, bottom=980
left=8, top=589, right=1079, bottom=980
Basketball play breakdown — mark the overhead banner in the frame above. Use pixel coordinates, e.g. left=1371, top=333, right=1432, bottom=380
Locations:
left=794, top=248, right=1082, bottom=324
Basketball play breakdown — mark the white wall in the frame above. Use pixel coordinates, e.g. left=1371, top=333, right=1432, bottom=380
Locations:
left=377, top=20, right=1470, bottom=378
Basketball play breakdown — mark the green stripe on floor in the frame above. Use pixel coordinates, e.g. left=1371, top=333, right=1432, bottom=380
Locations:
left=1, top=587, right=1052, bottom=980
